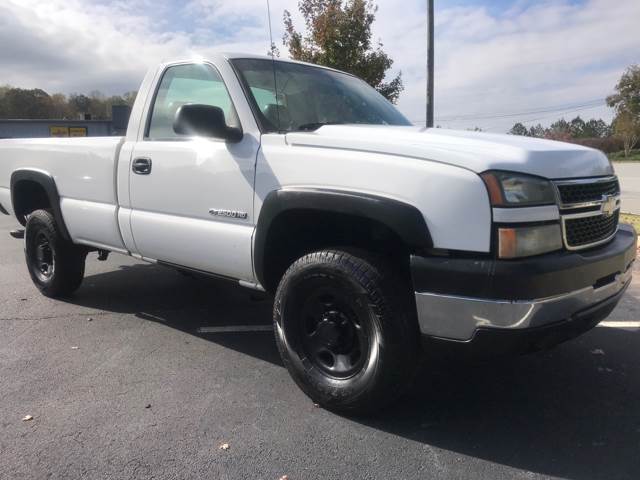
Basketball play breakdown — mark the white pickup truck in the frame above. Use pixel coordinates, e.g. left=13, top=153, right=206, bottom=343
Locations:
left=0, top=53, right=636, bottom=413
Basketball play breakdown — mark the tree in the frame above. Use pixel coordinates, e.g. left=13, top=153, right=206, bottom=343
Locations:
left=583, top=118, right=610, bottom=138
left=0, top=85, right=9, bottom=117
left=528, top=124, right=545, bottom=138
left=69, top=94, right=91, bottom=117
left=508, top=118, right=611, bottom=140
left=122, top=91, right=138, bottom=108
left=607, top=65, right=640, bottom=117
left=545, top=118, right=571, bottom=141
left=50, top=93, right=72, bottom=119
left=0, top=85, right=137, bottom=120
left=612, top=110, right=640, bottom=157
left=283, top=0, right=403, bottom=103
left=509, top=122, right=529, bottom=136
left=569, top=116, right=586, bottom=138
left=607, top=65, right=640, bottom=157
left=2, top=88, right=54, bottom=119
left=88, top=90, right=108, bottom=119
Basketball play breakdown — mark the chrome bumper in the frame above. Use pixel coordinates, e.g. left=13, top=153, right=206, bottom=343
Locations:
left=415, top=265, right=632, bottom=341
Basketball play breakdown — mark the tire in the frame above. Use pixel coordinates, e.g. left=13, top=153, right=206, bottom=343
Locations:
left=273, top=249, right=419, bottom=414
left=24, top=209, right=87, bottom=298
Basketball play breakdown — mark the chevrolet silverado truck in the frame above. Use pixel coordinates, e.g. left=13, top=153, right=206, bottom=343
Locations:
left=0, top=54, right=636, bottom=413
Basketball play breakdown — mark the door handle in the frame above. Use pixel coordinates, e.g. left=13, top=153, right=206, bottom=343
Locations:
left=132, top=157, right=152, bottom=175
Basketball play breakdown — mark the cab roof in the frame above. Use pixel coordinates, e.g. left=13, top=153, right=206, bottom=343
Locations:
left=161, top=52, right=348, bottom=76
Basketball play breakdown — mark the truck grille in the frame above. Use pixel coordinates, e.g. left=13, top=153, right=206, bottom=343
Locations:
left=556, top=178, right=619, bottom=205
left=554, top=176, right=620, bottom=251
left=564, top=211, right=619, bottom=248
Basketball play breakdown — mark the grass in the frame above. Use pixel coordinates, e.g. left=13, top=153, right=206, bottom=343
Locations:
left=609, top=150, right=640, bottom=162
left=620, top=213, right=640, bottom=233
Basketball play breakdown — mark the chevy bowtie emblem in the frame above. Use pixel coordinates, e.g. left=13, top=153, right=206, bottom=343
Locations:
left=601, top=195, right=617, bottom=216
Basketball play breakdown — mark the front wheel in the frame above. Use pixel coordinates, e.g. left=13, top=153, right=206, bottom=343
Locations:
left=25, top=209, right=87, bottom=298
left=273, top=250, right=419, bottom=414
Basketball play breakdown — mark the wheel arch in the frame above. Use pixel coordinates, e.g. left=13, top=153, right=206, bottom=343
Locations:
left=10, top=168, right=71, bottom=240
left=254, top=188, right=432, bottom=292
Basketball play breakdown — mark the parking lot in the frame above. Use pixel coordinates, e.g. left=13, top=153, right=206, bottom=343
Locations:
left=1, top=213, right=639, bottom=480
left=616, top=162, right=640, bottom=215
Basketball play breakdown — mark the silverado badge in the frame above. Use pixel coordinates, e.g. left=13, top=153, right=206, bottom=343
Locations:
left=209, top=208, right=248, bottom=219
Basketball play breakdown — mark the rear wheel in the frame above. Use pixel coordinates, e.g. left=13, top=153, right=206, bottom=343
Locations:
left=274, top=249, right=419, bottom=414
left=25, top=209, right=87, bottom=298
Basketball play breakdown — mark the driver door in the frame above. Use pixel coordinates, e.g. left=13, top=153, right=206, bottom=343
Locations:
left=128, top=62, right=257, bottom=280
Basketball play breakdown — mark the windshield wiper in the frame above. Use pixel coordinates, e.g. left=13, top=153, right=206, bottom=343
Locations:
left=295, top=121, right=344, bottom=131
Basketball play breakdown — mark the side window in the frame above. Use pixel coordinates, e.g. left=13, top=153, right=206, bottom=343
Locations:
left=146, top=63, right=239, bottom=140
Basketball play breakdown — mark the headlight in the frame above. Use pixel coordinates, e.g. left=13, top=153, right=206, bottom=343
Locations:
left=498, top=224, right=563, bottom=258
left=481, top=171, right=556, bottom=206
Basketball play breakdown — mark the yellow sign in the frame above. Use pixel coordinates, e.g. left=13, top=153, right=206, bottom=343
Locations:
left=69, top=127, right=87, bottom=137
left=49, top=126, right=69, bottom=137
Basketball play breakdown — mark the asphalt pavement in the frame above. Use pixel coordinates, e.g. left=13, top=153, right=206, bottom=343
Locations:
left=1, top=213, right=640, bottom=480
left=615, top=162, right=640, bottom=214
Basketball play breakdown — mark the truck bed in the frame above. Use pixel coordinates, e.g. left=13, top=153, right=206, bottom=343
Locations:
left=0, top=136, right=125, bottom=249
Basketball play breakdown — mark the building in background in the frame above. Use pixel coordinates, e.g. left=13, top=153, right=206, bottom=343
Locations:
left=0, top=105, right=131, bottom=139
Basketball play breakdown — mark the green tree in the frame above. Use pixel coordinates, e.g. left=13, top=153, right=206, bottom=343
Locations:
left=2, top=88, right=54, bottom=119
left=509, top=122, right=529, bottom=136
left=69, top=94, right=91, bottom=117
left=607, top=65, right=640, bottom=157
left=283, top=0, right=403, bottom=103
left=607, top=65, right=640, bottom=116
left=582, top=118, right=610, bottom=138
left=545, top=118, right=571, bottom=141
left=528, top=124, right=545, bottom=138
left=569, top=116, right=586, bottom=138
left=0, top=85, right=10, bottom=117
left=0, top=85, right=137, bottom=120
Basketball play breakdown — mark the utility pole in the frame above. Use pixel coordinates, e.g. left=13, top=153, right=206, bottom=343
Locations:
left=426, top=0, right=434, bottom=128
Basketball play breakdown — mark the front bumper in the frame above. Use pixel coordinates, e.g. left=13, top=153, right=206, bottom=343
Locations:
left=412, top=224, right=637, bottom=344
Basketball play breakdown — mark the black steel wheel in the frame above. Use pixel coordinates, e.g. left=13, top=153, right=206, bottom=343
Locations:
left=297, top=280, right=370, bottom=379
left=274, top=249, right=419, bottom=414
left=31, top=232, right=56, bottom=283
left=25, top=209, right=86, bottom=298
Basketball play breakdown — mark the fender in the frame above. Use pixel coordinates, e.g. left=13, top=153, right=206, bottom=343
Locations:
left=254, top=188, right=432, bottom=286
left=10, top=168, right=71, bottom=240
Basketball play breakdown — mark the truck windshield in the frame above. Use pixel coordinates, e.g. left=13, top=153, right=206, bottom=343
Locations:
left=231, top=58, right=411, bottom=133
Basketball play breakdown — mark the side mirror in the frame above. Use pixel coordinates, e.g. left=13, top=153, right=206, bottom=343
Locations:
left=173, top=104, right=243, bottom=142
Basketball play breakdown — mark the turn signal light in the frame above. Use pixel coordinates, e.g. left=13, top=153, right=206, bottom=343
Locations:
left=498, top=224, right=562, bottom=258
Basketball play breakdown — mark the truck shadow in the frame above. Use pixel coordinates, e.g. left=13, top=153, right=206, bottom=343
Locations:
left=69, top=261, right=640, bottom=480
left=361, top=327, right=640, bottom=480
left=73, top=262, right=281, bottom=366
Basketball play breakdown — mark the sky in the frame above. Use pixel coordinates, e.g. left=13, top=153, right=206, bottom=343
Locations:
left=1, top=0, right=639, bottom=132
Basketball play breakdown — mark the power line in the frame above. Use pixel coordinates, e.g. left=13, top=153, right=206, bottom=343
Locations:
left=411, top=98, right=606, bottom=124
left=481, top=103, right=606, bottom=131
left=501, top=103, right=605, bottom=125
left=420, top=99, right=604, bottom=123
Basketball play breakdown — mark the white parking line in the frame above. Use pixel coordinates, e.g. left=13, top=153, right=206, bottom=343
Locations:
left=598, top=321, right=640, bottom=328
left=197, top=325, right=273, bottom=333
left=199, top=323, right=640, bottom=333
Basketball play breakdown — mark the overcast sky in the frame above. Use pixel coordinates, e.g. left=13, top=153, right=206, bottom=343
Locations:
left=2, top=0, right=639, bottom=132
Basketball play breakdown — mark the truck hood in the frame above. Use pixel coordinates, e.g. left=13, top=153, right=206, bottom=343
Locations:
left=285, top=125, right=613, bottom=179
